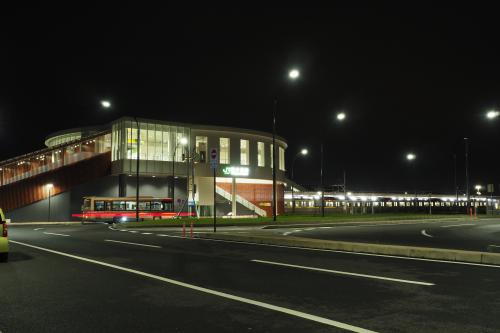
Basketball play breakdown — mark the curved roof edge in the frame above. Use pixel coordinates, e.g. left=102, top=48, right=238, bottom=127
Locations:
left=116, top=116, right=288, bottom=147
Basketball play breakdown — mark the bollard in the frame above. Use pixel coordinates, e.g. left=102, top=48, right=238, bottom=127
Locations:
left=474, top=207, right=477, bottom=219
left=190, top=221, right=193, bottom=239
left=470, top=207, right=473, bottom=219
left=182, top=223, right=186, bottom=238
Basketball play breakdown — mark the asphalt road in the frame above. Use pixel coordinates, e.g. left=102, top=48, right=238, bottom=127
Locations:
left=258, top=218, right=500, bottom=252
left=2, top=223, right=500, bottom=332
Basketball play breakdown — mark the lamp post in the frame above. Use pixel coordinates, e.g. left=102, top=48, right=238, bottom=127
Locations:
left=172, top=137, right=188, bottom=213
left=272, top=68, right=300, bottom=221
left=464, top=137, right=470, bottom=214
left=406, top=153, right=417, bottom=211
left=46, top=183, right=53, bottom=222
left=133, top=117, right=141, bottom=222
left=291, top=148, right=308, bottom=213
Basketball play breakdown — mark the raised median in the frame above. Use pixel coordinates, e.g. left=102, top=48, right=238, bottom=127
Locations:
left=196, top=232, right=500, bottom=266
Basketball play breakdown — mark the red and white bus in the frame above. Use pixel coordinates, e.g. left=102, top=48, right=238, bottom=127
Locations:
left=72, top=196, right=192, bottom=222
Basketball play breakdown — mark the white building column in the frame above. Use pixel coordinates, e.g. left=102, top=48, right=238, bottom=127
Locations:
left=231, top=177, right=237, bottom=217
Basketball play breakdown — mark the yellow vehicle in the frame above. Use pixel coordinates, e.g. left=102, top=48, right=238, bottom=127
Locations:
left=0, top=209, right=8, bottom=262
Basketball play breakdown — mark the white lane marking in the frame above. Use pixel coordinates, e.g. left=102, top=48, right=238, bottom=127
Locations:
left=34, top=228, right=45, bottom=231
left=43, top=232, right=70, bottom=237
left=421, top=230, right=433, bottom=238
left=320, top=227, right=332, bottom=229
left=283, top=232, right=292, bottom=236
left=9, top=240, right=377, bottom=333
left=252, top=260, right=434, bottom=286
left=119, top=229, right=128, bottom=232
left=192, top=237, right=500, bottom=268
left=104, top=239, right=161, bottom=248
left=304, top=228, right=316, bottom=231
left=129, top=231, right=139, bottom=233
left=157, top=234, right=184, bottom=239
left=489, top=245, right=500, bottom=248
left=141, top=232, right=153, bottom=235
left=440, top=224, right=475, bottom=228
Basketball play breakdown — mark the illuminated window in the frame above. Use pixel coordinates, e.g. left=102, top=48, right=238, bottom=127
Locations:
left=257, top=142, right=265, bottom=167
left=279, top=146, right=285, bottom=171
left=196, top=136, right=208, bottom=163
left=240, top=139, right=249, bottom=165
left=220, top=138, right=230, bottom=164
left=270, top=144, right=274, bottom=168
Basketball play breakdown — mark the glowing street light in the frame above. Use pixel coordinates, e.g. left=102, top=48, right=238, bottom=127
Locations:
left=300, top=148, right=308, bottom=156
left=179, top=137, right=188, bottom=145
left=288, top=68, right=300, bottom=80
left=336, top=112, right=346, bottom=121
left=486, top=110, right=499, bottom=120
left=100, top=100, right=111, bottom=109
left=406, top=153, right=416, bottom=161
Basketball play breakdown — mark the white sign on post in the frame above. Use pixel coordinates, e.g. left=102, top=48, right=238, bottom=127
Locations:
left=210, top=148, right=218, bottom=169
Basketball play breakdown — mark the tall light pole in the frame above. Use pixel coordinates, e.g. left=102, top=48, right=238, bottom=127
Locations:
left=172, top=137, right=188, bottom=213
left=272, top=68, right=300, bottom=221
left=134, top=117, right=140, bottom=222
left=320, top=143, right=325, bottom=217
left=291, top=148, right=308, bottom=213
left=46, top=183, right=53, bottom=222
left=406, top=153, right=417, bottom=211
left=464, top=137, right=470, bottom=213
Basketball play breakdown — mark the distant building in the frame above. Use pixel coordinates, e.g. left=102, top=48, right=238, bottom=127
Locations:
left=0, top=117, right=287, bottom=221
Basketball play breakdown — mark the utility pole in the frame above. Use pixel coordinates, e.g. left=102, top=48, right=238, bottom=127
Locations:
left=343, top=170, right=347, bottom=214
left=320, top=143, right=325, bottom=217
left=135, top=117, right=140, bottom=222
left=464, top=138, right=470, bottom=213
left=272, top=99, right=277, bottom=221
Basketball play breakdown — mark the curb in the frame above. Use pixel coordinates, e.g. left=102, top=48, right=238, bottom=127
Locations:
left=197, top=233, right=500, bottom=266
left=261, top=217, right=471, bottom=229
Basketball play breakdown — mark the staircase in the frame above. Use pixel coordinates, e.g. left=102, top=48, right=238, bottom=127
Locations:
left=215, top=185, right=267, bottom=217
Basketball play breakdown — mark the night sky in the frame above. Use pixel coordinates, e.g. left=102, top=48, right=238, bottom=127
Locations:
left=1, top=4, right=499, bottom=194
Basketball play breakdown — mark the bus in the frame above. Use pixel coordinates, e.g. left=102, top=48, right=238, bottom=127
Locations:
left=72, top=196, right=192, bottom=222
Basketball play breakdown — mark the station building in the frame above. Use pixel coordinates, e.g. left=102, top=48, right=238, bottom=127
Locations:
left=0, top=117, right=287, bottom=221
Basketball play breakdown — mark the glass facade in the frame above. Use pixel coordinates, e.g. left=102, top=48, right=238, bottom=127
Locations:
left=0, top=132, right=111, bottom=186
left=279, top=146, right=285, bottom=171
left=111, top=119, right=189, bottom=162
left=196, top=136, right=208, bottom=163
left=240, top=139, right=249, bottom=165
left=257, top=142, right=265, bottom=167
left=220, top=138, right=230, bottom=164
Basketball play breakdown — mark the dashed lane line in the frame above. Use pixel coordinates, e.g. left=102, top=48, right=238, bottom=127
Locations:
left=43, top=232, right=70, bottom=237
left=9, top=240, right=377, bottom=333
left=252, top=259, right=435, bottom=286
left=104, top=239, right=162, bottom=248
left=440, top=224, right=475, bottom=228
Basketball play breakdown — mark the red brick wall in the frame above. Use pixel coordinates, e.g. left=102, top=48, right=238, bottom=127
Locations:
left=217, top=182, right=284, bottom=216
left=0, top=152, right=111, bottom=212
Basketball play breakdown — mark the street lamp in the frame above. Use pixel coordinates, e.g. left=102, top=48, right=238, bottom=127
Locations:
left=405, top=153, right=417, bottom=210
left=100, top=100, right=111, bottom=109
left=336, top=112, right=346, bottom=121
left=486, top=110, right=499, bottom=120
left=172, top=137, right=188, bottom=212
left=272, top=68, right=301, bottom=222
left=288, top=69, right=300, bottom=80
left=406, top=153, right=416, bottom=161
left=475, top=185, right=482, bottom=195
left=46, top=183, right=54, bottom=222
left=290, top=148, right=308, bottom=213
